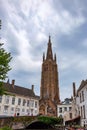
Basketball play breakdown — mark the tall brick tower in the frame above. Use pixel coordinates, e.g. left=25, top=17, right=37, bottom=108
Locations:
left=39, top=36, right=60, bottom=116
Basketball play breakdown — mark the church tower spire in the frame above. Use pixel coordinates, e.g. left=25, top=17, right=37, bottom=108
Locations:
left=46, top=36, right=53, bottom=60
left=39, top=36, right=60, bottom=117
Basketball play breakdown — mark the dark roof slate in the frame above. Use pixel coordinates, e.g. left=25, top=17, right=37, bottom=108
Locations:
left=3, top=83, right=40, bottom=99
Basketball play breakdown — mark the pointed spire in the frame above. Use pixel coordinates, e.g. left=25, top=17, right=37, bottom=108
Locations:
left=46, top=36, right=53, bottom=60
left=49, top=35, right=51, bottom=43
left=43, top=53, right=45, bottom=61
left=54, top=53, right=56, bottom=62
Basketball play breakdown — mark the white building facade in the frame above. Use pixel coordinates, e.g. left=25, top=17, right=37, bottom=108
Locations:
left=0, top=80, right=39, bottom=117
left=57, top=98, right=72, bottom=125
left=76, top=80, right=87, bottom=127
left=71, top=81, right=87, bottom=127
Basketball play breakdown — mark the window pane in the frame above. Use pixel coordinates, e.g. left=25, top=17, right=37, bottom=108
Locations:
left=30, top=100, right=34, bottom=107
left=18, top=98, right=21, bottom=105
left=69, top=107, right=72, bottom=111
left=4, top=106, right=9, bottom=113
left=5, top=96, right=9, bottom=104
left=0, top=96, right=2, bottom=103
left=22, top=108, right=25, bottom=112
left=12, top=97, right=15, bottom=105
left=23, top=99, right=26, bottom=106
left=35, top=101, right=37, bottom=108
left=11, top=107, right=14, bottom=111
left=64, top=107, right=67, bottom=111
left=59, top=108, right=62, bottom=113
left=27, top=100, right=30, bottom=107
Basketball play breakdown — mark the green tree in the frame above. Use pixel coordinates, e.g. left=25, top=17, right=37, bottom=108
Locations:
left=0, top=43, right=12, bottom=80
left=0, top=20, right=12, bottom=94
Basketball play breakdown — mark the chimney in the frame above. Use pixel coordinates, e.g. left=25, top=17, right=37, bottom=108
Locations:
left=12, top=79, right=15, bottom=88
left=73, top=82, right=76, bottom=97
left=31, top=85, right=34, bottom=92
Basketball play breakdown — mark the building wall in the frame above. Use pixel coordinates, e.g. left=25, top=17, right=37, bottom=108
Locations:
left=71, top=97, right=78, bottom=119
left=77, top=84, right=87, bottom=127
left=41, top=60, right=60, bottom=102
left=0, top=94, right=39, bottom=116
left=57, top=104, right=72, bottom=125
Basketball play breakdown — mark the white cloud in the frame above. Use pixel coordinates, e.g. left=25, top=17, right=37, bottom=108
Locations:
left=5, top=22, right=41, bottom=72
left=57, top=10, right=85, bottom=34
left=36, top=33, right=47, bottom=43
left=19, top=0, right=85, bottom=36
left=59, top=50, right=87, bottom=74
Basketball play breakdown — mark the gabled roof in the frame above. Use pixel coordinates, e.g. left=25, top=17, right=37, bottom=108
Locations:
left=3, top=82, right=40, bottom=99
left=77, top=79, right=87, bottom=92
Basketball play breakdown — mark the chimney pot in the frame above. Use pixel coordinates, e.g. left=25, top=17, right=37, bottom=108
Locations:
left=31, top=85, right=34, bottom=92
left=73, top=82, right=76, bottom=97
left=12, top=79, right=15, bottom=87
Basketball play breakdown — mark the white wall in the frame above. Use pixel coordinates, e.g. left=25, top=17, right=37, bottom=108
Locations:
left=77, top=84, right=87, bottom=127
left=0, top=94, right=39, bottom=117
left=57, top=104, right=72, bottom=125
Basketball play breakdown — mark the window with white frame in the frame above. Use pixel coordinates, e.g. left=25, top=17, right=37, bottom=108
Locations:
left=23, top=99, right=26, bottom=106
left=30, top=100, right=34, bottom=107
left=0, top=96, right=2, bottom=103
left=80, top=93, right=81, bottom=103
left=11, top=107, right=14, bottom=113
left=22, top=108, right=25, bottom=112
left=26, top=109, right=30, bottom=115
left=81, top=106, right=83, bottom=118
left=27, top=100, right=30, bottom=107
left=17, top=108, right=20, bottom=112
left=35, top=101, right=38, bottom=108
left=64, top=107, right=67, bottom=111
left=83, top=105, right=85, bottom=119
left=18, top=98, right=21, bottom=105
left=82, top=91, right=84, bottom=102
left=59, top=107, right=62, bottom=113
left=35, top=110, right=37, bottom=114
left=5, top=96, right=9, bottom=104
left=31, top=109, right=33, bottom=115
left=69, top=107, right=72, bottom=111
left=12, top=97, right=15, bottom=105
left=4, top=106, right=9, bottom=113
left=26, top=109, right=29, bottom=113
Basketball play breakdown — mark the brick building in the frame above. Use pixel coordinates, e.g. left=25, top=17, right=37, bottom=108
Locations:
left=39, top=36, right=60, bottom=116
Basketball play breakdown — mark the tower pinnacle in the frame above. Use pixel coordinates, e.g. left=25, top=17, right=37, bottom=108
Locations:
left=46, top=36, right=53, bottom=60
left=49, top=35, right=51, bottom=43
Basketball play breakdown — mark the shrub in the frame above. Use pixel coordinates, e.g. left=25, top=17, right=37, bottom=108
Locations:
left=0, top=126, right=12, bottom=130
left=38, top=116, right=63, bottom=126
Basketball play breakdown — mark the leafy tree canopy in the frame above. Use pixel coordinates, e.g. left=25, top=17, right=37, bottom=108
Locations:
left=0, top=43, right=12, bottom=80
left=0, top=43, right=12, bottom=95
left=0, top=20, right=12, bottom=94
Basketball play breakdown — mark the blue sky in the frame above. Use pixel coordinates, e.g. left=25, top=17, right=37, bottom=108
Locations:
left=0, top=0, right=87, bottom=101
